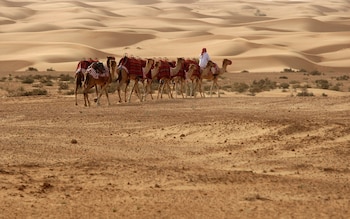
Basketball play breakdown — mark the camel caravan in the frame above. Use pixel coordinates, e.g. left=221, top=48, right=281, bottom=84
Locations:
left=74, top=54, right=232, bottom=106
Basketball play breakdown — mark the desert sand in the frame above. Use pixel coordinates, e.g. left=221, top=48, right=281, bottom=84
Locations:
left=1, top=0, right=350, bottom=218
left=0, top=0, right=350, bottom=73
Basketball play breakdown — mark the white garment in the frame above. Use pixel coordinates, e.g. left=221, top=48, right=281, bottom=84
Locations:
left=199, top=52, right=210, bottom=68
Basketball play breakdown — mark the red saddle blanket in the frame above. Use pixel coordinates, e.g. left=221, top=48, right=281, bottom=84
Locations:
left=157, top=61, right=171, bottom=80
left=184, top=60, right=200, bottom=77
left=119, top=57, right=144, bottom=76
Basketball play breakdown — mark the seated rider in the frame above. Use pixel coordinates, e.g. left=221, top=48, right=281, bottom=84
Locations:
left=199, top=48, right=210, bottom=69
left=199, top=48, right=215, bottom=74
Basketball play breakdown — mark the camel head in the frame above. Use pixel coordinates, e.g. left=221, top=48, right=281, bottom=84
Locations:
left=146, top=58, right=155, bottom=67
left=223, top=59, right=232, bottom=66
left=188, top=64, right=196, bottom=72
left=177, top=57, right=185, bottom=64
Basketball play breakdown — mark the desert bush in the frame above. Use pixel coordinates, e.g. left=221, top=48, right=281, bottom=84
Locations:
left=292, top=84, right=301, bottom=89
left=279, top=76, right=288, bottom=79
left=330, top=83, right=342, bottom=91
left=279, top=82, right=290, bottom=89
left=289, top=80, right=299, bottom=84
left=47, top=67, right=55, bottom=71
left=315, top=79, right=330, bottom=89
left=39, top=77, right=53, bottom=86
left=254, top=9, right=266, bottom=16
left=0, top=77, right=6, bottom=82
left=241, top=70, right=249, bottom=73
left=59, top=74, right=74, bottom=82
left=26, top=67, right=38, bottom=71
left=21, top=76, right=35, bottom=84
left=232, top=82, right=249, bottom=93
left=7, top=87, right=47, bottom=97
left=282, top=68, right=295, bottom=73
left=58, top=81, right=69, bottom=90
left=297, top=88, right=314, bottom=97
left=309, top=70, right=322, bottom=76
left=336, top=75, right=349, bottom=81
left=249, top=78, right=277, bottom=94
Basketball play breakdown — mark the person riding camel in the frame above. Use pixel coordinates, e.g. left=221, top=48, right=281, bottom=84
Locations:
left=199, top=48, right=215, bottom=74
left=199, top=48, right=210, bottom=69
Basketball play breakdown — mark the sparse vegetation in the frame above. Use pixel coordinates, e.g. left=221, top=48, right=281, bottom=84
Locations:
left=59, top=74, right=74, bottom=82
left=279, top=82, right=290, bottom=89
left=7, top=87, right=48, bottom=97
left=254, top=9, right=266, bottom=16
left=26, top=67, right=38, bottom=71
left=315, top=79, right=330, bottom=89
left=58, top=81, right=69, bottom=90
left=22, top=76, right=35, bottom=84
left=309, top=70, right=322, bottom=76
left=249, top=78, right=277, bottom=94
left=297, top=88, right=314, bottom=96
left=336, top=75, right=349, bottom=81
left=282, top=68, right=295, bottom=73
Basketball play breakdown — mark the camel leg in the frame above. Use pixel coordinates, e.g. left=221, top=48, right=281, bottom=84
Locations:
left=83, top=89, right=90, bottom=107
left=75, top=73, right=82, bottom=106
left=144, top=80, right=153, bottom=101
left=116, top=82, right=122, bottom=103
left=199, top=80, right=205, bottom=98
left=215, top=80, right=220, bottom=98
left=137, top=80, right=144, bottom=102
left=93, top=85, right=99, bottom=102
left=75, top=84, right=78, bottom=106
left=132, top=80, right=143, bottom=102
left=180, top=80, right=185, bottom=98
left=167, top=82, right=173, bottom=99
left=190, top=81, right=194, bottom=98
left=193, top=81, right=198, bottom=98
left=124, top=83, right=128, bottom=102
left=95, top=84, right=110, bottom=106
left=149, top=81, right=154, bottom=100
left=128, top=82, right=135, bottom=103
left=160, top=82, right=165, bottom=99
left=105, top=86, right=110, bottom=105
left=157, top=81, right=162, bottom=99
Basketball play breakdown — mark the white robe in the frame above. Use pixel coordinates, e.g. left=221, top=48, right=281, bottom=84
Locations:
left=199, top=52, right=210, bottom=68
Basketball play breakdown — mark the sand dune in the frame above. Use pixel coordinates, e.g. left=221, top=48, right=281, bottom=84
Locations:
left=0, top=0, right=349, bottom=72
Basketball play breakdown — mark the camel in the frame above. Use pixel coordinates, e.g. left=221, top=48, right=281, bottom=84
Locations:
left=142, top=59, right=161, bottom=101
left=156, top=59, right=183, bottom=99
left=199, top=58, right=232, bottom=97
left=184, top=63, right=201, bottom=98
left=173, top=59, right=202, bottom=98
left=74, top=59, right=97, bottom=105
left=169, top=57, right=186, bottom=98
left=116, top=56, right=154, bottom=103
left=83, top=57, right=115, bottom=106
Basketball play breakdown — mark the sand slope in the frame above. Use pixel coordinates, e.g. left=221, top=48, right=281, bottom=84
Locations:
left=0, top=0, right=349, bottom=72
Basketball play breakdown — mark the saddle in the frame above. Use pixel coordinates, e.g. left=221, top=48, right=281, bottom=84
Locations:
left=157, top=60, right=171, bottom=80
left=118, top=56, right=144, bottom=76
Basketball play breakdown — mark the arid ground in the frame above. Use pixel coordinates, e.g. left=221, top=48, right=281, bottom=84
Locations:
left=1, top=70, right=350, bottom=218
left=1, top=0, right=350, bottom=218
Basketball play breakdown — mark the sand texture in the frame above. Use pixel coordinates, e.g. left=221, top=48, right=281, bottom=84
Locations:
left=1, top=0, right=350, bottom=218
